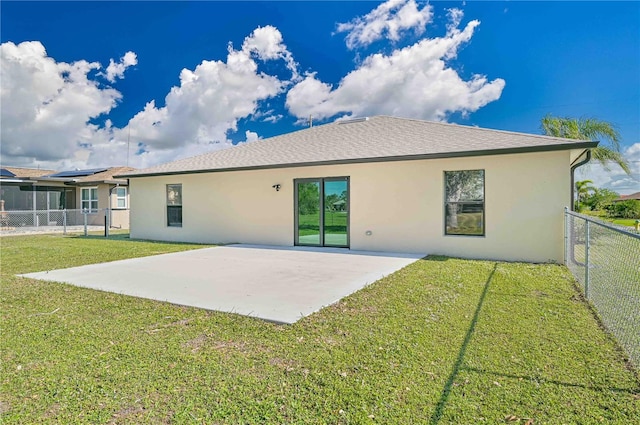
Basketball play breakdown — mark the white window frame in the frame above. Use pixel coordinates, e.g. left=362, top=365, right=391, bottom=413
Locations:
left=115, top=187, right=127, bottom=209
left=81, top=187, right=99, bottom=212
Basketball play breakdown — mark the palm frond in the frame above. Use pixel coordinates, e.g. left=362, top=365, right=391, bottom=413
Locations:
left=541, top=115, right=630, bottom=175
left=591, top=146, right=632, bottom=174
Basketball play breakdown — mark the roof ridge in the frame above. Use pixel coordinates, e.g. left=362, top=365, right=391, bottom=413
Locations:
left=372, top=115, right=592, bottom=143
left=2, top=165, right=57, bottom=171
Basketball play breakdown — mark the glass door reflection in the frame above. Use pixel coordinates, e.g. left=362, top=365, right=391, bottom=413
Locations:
left=295, top=177, right=349, bottom=248
left=323, top=179, right=348, bottom=247
left=296, top=180, right=321, bottom=245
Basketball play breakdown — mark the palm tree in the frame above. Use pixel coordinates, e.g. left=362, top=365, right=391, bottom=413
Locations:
left=575, top=179, right=596, bottom=211
left=541, top=116, right=631, bottom=174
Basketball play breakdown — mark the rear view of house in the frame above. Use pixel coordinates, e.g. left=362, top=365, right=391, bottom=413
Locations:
left=119, top=116, right=596, bottom=262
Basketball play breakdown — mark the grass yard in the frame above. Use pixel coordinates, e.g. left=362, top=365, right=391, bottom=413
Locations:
left=611, top=218, right=640, bottom=228
left=567, top=223, right=640, bottom=367
left=583, top=210, right=639, bottom=230
left=1, top=234, right=639, bottom=424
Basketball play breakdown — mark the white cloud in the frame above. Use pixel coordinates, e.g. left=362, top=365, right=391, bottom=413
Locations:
left=244, top=130, right=260, bottom=142
left=576, top=143, right=640, bottom=195
left=102, top=51, right=137, bottom=82
left=336, top=0, right=433, bottom=49
left=123, top=25, right=297, bottom=165
left=242, top=26, right=299, bottom=81
left=287, top=12, right=505, bottom=123
left=262, top=114, right=283, bottom=123
left=2, top=9, right=506, bottom=173
left=251, top=108, right=283, bottom=124
left=446, top=8, right=464, bottom=33
left=0, top=26, right=298, bottom=171
left=0, top=41, right=125, bottom=169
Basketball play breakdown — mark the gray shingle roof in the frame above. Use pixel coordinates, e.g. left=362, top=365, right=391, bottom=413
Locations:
left=71, top=167, right=136, bottom=184
left=1, top=166, right=57, bottom=179
left=119, top=116, right=597, bottom=178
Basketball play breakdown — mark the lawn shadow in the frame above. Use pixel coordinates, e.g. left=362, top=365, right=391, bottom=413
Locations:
left=73, top=232, right=131, bottom=241
left=72, top=233, right=213, bottom=246
left=463, top=366, right=640, bottom=395
left=430, top=262, right=497, bottom=425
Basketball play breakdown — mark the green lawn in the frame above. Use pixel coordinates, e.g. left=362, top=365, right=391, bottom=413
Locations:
left=610, top=218, right=638, bottom=228
left=567, top=223, right=640, bottom=367
left=1, top=234, right=638, bottom=424
left=583, top=210, right=639, bottom=229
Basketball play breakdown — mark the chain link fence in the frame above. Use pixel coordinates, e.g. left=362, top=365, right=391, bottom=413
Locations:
left=0, top=209, right=113, bottom=235
left=564, top=208, right=640, bottom=367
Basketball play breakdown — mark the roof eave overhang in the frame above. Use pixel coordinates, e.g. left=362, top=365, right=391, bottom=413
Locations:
left=0, top=179, right=33, bottom=184
left=569, top=147, right=597, bottom=167
left=34, top=177, right=78, bottom=183
left=118, top=141, right=599, bottom=179
left=67, top=179, right=129, bottom=186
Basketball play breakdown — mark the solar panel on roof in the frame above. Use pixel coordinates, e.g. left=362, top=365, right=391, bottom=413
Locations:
left=0, top=168, right=16, bottom=177
left=46, top=168, right=108, bottom=178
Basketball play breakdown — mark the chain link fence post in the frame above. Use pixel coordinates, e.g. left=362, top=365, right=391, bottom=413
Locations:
left=564, top=208, right=640, bottom=368
left=584, top=220, right=590, bottom=299
left=564, top=206, right=569, bottom=264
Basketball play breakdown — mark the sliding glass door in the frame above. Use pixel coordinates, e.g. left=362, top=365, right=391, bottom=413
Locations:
left=295, top=177, right=349, bottom=247
left=296, top=180, right=322, bottom=245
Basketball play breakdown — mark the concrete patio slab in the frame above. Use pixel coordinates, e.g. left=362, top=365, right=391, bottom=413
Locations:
left=21, top=244, right=424, bottom=324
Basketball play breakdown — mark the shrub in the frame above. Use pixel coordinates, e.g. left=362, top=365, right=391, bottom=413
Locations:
left=605, top=200, right=640, bottom=219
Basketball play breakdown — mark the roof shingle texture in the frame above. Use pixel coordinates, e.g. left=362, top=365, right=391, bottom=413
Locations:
left=120, top=116, right=594, bottom=177
left=2, top=167, right=57, bottom=178
left=73, top=167, right=136, bottom=183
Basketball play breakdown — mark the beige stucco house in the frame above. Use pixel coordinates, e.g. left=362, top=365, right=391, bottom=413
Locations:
left=0, top=166, right=134, bottom=229
left=119, top=116, right=597, bottom=263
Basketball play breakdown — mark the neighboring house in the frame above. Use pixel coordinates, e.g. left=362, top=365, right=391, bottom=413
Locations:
left=118, top=116, right=597, bottom=263
left=0, top=166, right=134, bottom=228
left=612, top=192, right=640, bottom=202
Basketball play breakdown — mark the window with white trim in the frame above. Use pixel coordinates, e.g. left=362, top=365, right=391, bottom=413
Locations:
left=116, top=187, right=127, bottom=208
left=81, top=187, right=98, bottom=212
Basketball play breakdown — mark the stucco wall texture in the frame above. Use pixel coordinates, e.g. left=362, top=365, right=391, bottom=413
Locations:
left=129, top=150, right=571, bottom=263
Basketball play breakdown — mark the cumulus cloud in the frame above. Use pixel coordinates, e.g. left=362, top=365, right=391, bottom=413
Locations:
left=577, top=143, right=640, bottom=195
left=1, top=26, right=297, bottom=170
left=244, top=130, right=260, bottom=142
left=102, top=51, right=137, bottom=82
left=124, top=25, right=297, bottom=164
left=2, top=8, right=506, bottom=172
left=242, top=26, right=299, bottom=81
left=287, top=11, right=505, bottom=122
left=0, top=41, right=127, bottom=169
left=336, top=0, right=433, bottom=49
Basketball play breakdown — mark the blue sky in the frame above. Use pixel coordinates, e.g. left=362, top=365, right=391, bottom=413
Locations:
left=2, top=1, right=639, bottom=193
